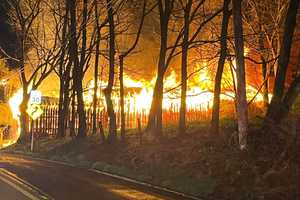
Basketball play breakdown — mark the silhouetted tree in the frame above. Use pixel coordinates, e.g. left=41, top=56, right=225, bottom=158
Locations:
left=211, top=0, right=231, bottom=135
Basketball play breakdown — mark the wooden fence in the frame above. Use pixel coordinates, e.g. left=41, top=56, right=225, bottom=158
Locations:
left=29, top=104, right=211, bottom=136
left=28, top=101, right=264, bottom=137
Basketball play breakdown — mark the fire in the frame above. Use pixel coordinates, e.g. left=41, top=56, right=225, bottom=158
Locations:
left=2, top=87, right=43, bottom=148
left=83, top=61, right=267, bottom=115
left=7, top=88, right=23, bottom=144
left=0, top=88, right=22, bottom=148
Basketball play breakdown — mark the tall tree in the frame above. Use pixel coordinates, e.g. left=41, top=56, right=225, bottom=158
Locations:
left=232, top=0, right=248, bottom=149
left=92, top=1, right=101, bottom=136
left=175, top=0, right=221, bottom=134
left=75, top=0, right=88, bottom=138
left=56, top=0, right=70, bottom=138
left=178, top=0, right=193, bottom=134
left=5, top=0, right=61, bottom=142
left=211, top=0, right=231, bottom=135
left=265, top=0, right=300, bottom=126
left=147, top=0, right=174, bottom=138
left=147, top=0, right=221, bottom=137
left=104, top=0, right=117, bottom=143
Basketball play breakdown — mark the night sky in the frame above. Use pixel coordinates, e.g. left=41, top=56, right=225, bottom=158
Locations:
left=0, top=1, right=19, bottom=69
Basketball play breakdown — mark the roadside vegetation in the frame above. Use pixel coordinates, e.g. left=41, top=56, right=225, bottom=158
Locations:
left=3, top=111, right=300, bottom=200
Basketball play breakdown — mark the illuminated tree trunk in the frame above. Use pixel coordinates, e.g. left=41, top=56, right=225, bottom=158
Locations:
left=233, top=0, right=248, bottom=150
left=211, top=0, right=230, bottom=135
left=265, top=0, right=300, bottom=126
left=147, top=39, right=166, bottom=137
left=105, top=0, right=117, bottom=143
left=261, top=57, right=269, bottom=108
left=257, top=25, right=269, bottom=109
left=179, top=0, right=192, bottom=134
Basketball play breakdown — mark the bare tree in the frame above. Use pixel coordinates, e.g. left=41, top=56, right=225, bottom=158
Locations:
left=211, top=0, right=231, bottom=135
left=265, top=0, right=300, bottom=127
left=92, top=0, right=101, bottom=136
left=146, top=0, right=221, bottom=137
left=178, top=0, right=193, bottom=135
left=232, top=0, right=248, bottom=149
left=75, top=0, right=88, bottom=138
left=147, top=0, right=175, bottom=138
left=104, top=0, right=118, bottom=143
left=6, top=0, right=61, bottom=142
left=242, top=0, right=288, bottom=109
left=55, top=0, right=71, bottom=138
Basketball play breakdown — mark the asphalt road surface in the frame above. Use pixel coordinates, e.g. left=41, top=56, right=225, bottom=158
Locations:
left=0, top=177, right=31, bottom=200
left=0, top=154, right=194, bottom=200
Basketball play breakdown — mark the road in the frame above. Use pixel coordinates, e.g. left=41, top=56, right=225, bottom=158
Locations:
left=0, top=154, right=194, bottom=200
left=0, top=177, right=31, bottom=200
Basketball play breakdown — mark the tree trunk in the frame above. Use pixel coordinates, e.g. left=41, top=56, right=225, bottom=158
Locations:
left=179, top=0, right=192, bottom=134
left=62, top=64, right=71, bottom=133
left=57, top=2, right=69, bottom=138
left=258, top=25, right=269, bottom=109
left=232, top=0, right=248, bottom=150
left=261, top=57, right=269, bottom=108
left=70, top=89, right=76, bottom=137
left=92, top=2, right=101, bottom=135
left=76, top=0, right=87, bottom=138
left=211, top=0, right=230, bottom=135
left=68, top=0, right=77, bottom=138
left=57, top=78, right=65, bottom=138
left=92, top=53, right=99, bottom=136
left=104, top=89, right=117, bottom=143
left=19, top=85, right=29, bottom=143
left=69, top=0, right=86, bottom=138
left=105, top=0, right=117, bottom=143
left=147, top=4, right=170, bottom=137
left=147, top=60, right=165, bottom=137
left=76, top=83, right=86, bottom=138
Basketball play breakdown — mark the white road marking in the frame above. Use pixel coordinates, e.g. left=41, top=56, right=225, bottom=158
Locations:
left=0, top=174, right=39, bottom=200
left=0, top=168, right=52, bottom=200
